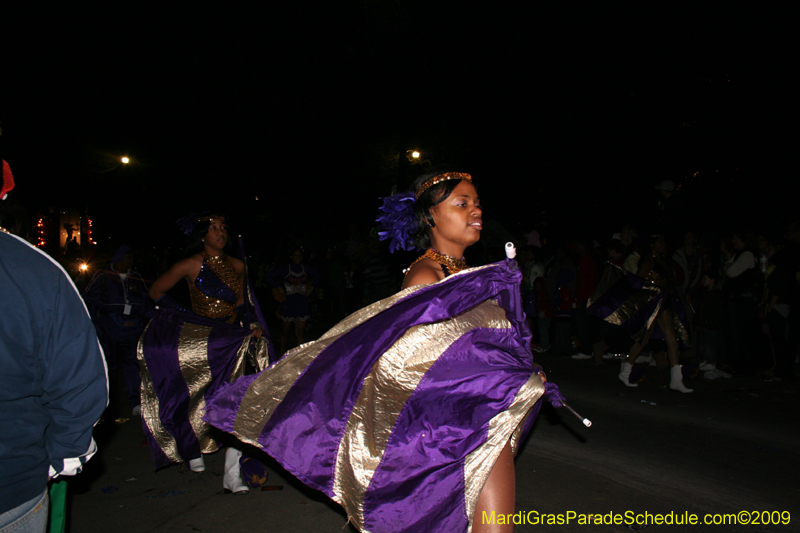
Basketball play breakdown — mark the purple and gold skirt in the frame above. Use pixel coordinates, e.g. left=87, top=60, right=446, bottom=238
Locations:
left=137, top=308, right=269, bottom=469
left=205, top=262, right=544, bottom=532
left=588, top=263, right=690, bottom=347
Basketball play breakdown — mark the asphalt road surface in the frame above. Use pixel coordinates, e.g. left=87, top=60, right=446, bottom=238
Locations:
left=69, top=353, right=799, bottom=532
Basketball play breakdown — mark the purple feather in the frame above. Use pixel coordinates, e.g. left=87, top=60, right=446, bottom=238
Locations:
left=376, top=192, right=418, bottom=253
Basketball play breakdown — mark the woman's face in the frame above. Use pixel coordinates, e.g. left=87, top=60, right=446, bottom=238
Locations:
left=652, top=236, right=667, bottom=256
left=204, top=218, right=228, bottom=253
left=429, top=181, right=482, bottom=252
left=291, top=250, right=303, bottom=264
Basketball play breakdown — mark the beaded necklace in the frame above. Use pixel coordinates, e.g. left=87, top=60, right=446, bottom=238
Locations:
left=406, top=248, right=468, bottom=278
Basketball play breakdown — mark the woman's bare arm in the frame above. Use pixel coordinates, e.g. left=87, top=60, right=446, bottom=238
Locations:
left=149, top=256, right=201, bottom=301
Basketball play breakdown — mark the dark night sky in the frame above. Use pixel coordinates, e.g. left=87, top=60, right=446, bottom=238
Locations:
left=1, top=4, right=797, bottom=254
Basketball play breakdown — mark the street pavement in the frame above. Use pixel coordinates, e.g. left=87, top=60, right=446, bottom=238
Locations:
left=68, top=352, right=799, bottom=532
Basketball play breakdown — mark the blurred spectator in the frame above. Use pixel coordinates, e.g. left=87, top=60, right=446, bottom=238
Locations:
left=695, top=271, right=729, bottom=379
left=572, top=239, right=600, bottom=359
left=83, top=245, right=153, bottom=416
left=722, top=229, right=760, bottom=373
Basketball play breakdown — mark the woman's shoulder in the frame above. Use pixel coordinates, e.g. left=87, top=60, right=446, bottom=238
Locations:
left=402, top=258, right=442, bottom=289
left=227, top=256, right=246, bottom=275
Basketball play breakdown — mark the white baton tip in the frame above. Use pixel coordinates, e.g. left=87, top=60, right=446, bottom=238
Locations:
left=505, top=242, right=516, bottom=259
left=583, top=418, right=592, bottom=428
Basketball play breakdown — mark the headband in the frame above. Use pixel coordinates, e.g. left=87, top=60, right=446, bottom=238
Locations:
left=176, top=213, right=228, bottom=236
left=414, top=172, right=472, bottom=199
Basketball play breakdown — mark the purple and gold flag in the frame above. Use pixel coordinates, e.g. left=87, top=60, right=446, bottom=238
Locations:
left=205, top=262, right=545, bottom=533
left=138, top=308, right=269, bottom=469
left=587, top=263, right=689, bottom=347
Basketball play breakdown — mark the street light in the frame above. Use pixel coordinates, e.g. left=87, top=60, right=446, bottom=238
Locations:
left=406, top=149, right=431, bottom=169
left=93, top=155, right=133, bottom=173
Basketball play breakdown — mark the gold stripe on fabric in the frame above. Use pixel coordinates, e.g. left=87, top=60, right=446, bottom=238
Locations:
left=463, top=372, right=545, bottom=532
left=230, top=264, right=499, bottom=444
left=672, top=311, right=690, bottom=346
left=604, top=286, right=662, bottom=329
left=178, top=323, right=219, bottom=454
left=247, top=334, right=270, bottom=373
left=333, top=299, right=512, bottom=531
left=227, top=273, right=458, bottom=442
left=588, top=264, right=663, bottom=340
left=230, top=335, right=252, bottom=380
left=137, top=321, right=181, bottom=463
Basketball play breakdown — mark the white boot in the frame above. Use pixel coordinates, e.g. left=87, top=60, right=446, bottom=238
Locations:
left=188, top=456, right=205, bottom=473
left=223, top=447, right=249, bottom=494
left=669, top=365, right=693, bottom=393
left=618, top=362, right=638, bottom=387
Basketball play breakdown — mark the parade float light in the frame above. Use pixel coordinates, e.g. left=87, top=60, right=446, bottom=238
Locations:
left=121, top=156, right=130, bottom=164
left=86, top=217, right=96, bottom=245
left=36, top=217, right=47, bottom=247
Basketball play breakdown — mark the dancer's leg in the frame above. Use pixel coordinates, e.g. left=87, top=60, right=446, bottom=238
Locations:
left=473, top=442, right=515, bottom=533
left=280, top=320, right=290, bottom=354
left=659, top=310, right=693, bottom=392
left=295, top=319, right=307, bottom=345
left=657, top=310, right=680, bottom=367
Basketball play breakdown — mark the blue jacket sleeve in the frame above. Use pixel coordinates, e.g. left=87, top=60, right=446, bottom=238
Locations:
left=42, top=273, right=109, bottom=477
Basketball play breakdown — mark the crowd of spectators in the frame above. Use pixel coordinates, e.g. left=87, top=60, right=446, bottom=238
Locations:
left=517, top=218, right=800, bottom=385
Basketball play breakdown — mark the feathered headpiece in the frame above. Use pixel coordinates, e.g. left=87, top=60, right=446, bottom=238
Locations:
left=376, top=172, right=473, bottom=253
left=376, top=192, right=417, bottom=252
left=176, top=212, right=227, bottom=236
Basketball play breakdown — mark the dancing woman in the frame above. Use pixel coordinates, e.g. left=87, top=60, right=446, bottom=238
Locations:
left=590, top=235, right=693, bottom=392
left=265, top=248, right=320, bottom=353
left=139, top=214, right=271, bottom=493
left=205, top=172, right=550, bottom=532
left=400, top=172, right=527, bottom=532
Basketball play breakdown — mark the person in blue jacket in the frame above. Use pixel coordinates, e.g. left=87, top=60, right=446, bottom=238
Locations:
left=83, top=245, right=153, bottom=416
left=0, top=160, right=108, bottom=532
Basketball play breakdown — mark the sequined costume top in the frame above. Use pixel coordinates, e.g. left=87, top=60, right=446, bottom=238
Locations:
left=189, top=252, right=241, bottom=322
left=283, top=265, right=308, bottom=296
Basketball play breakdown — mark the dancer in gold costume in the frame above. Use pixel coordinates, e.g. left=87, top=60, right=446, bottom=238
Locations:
left=140, top=214, right=270, bottom=493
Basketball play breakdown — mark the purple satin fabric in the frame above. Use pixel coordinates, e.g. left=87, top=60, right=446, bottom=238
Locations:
left=140, top=308, right=259, bottom=469
left=205, top=262, right=545, bottom=532
left=588, top=264, right=690, bottom=347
